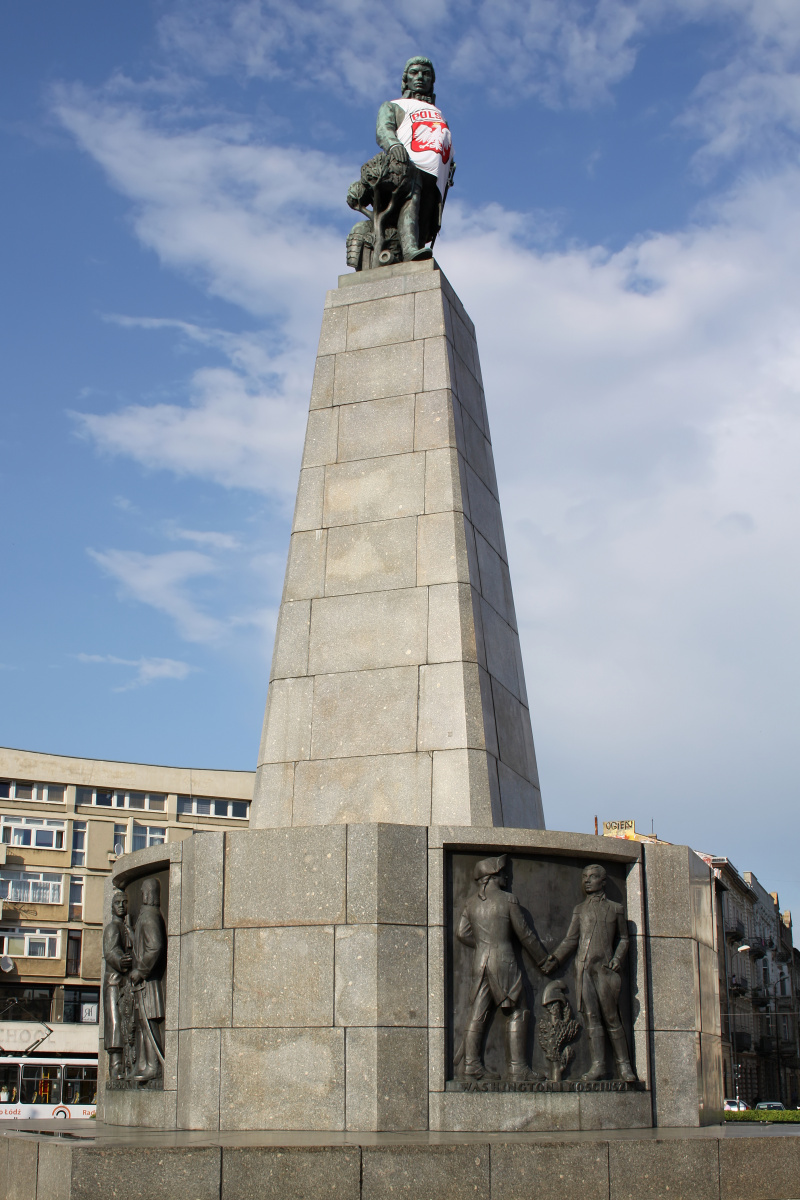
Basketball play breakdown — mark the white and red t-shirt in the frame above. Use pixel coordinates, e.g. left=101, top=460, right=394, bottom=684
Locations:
left=394, top=99, right=452, bottom=197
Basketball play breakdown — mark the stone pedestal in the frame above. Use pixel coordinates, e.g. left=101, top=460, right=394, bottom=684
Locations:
left=252, top=260, right=543, bottom=831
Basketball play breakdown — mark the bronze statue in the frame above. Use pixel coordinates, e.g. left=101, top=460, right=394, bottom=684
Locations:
left=346, top=57, right=455, bottom=270
left=102, top=889, right=133, bottom=1081
left=455, top=854, right=548, bottom=1081
left=537, top=978, right=580, bottom=1081
left=130, top=877, right=167, bottom=1083
left=543, top=863, right=637, bottom=1082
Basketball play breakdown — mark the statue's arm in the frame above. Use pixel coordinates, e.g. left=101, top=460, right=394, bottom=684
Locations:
left=509, top=897, right=548, bottom=966
left=610, top=905, right=629, bottom=969
left=456, top=906, right=476, bottom=948
left=552, top=909, right=582, bottom=964
left=103, top=926, right=128, bottom=973
left=376, top=101, right=407, bottom=158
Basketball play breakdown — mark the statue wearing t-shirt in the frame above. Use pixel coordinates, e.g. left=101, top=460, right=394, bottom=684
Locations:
left=346, top=57, right=455, bottom=270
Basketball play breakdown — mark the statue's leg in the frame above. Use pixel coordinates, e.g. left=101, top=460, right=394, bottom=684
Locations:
left=506, top=1007, right=540, bottom=1081
left=463, top=981, right=494, bottom=1078
left=581, top=976, right=608, bottom=1080
left=597, top=985, right=636, bottom=1081
left=398, top=173, right=433, bottom=262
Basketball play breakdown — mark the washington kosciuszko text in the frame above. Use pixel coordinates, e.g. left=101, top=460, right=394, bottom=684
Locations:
left=346, top=57, right=455, bottom=270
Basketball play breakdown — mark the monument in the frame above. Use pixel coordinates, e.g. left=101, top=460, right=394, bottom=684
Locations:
left=19, top=54, right=790, bottom=1200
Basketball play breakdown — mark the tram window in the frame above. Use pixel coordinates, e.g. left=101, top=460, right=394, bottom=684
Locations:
left=0, top=1064, right=20, bottom=1103
left=64, top=1066, right=97, bottom=1105
left=20, top=1065, right=61, bottom=1105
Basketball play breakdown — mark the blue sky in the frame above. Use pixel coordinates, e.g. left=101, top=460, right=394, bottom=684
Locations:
left=2, top=0, right=800, bottom=911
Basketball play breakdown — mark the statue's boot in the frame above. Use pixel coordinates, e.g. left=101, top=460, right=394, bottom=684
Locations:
left=507, top=1009, right=540, bottom=1081
left=463, top=1022, right=495, bottom=1079
left=582, top=1025, right=607, bottom=1081
left=609, top=1028, right=637, bottom=1082
left=398, top=186, right=432, bottom=262
left=107, top=1051, right=123, bottom=1081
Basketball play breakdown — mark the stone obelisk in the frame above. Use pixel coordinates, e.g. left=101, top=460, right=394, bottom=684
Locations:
left=251, top=258, right=544, bottom=832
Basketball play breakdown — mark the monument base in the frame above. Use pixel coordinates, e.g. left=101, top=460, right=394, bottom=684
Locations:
left=100, top=825, right=721, bottom=1134
left=4, top=1121, right=800, bottom=1200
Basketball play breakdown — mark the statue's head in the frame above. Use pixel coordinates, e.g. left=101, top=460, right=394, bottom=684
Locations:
left=402, top=57, right=435, bottom=104
left=111, top=889, right=127, bottom=918
left=581, top=863, right=607, bottom=895
left=141, top=877, right=161, bottom=908
left=474, top=853, right=508, bottom=898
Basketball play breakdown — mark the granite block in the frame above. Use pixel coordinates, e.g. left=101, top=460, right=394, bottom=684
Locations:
left=291, top=465, right=325, bottom=532
left=70, top=1148, right=220, bottom=1200
left=219, top=1027, right=345, bottom=1130
left=165, top=934, right=181, bottom=1031
left=293, top=753, right=432, bottom=826
left=492, top=677, right=536, bottom=779
left=461, top=410, right=497, bottom=497
left=643, top=843, right=693, bottom=938
left=690, top=849, right=715, bottom=948
left=699, top=942, right=721, bottom=1035
left=333, top=341, right=423, bottom=404
left=362, top=1145, right=490, bottom=1200
left=302, top=407, right=338, bottom=468
left=608, top=1137, right=719, bottom=1200
left=323, top=453, right=425, bottom=526
left=346, top=293, right=415, bottom=350
left=417, top=510, right=470, bottom=586
left=428, top=847, right=445, bottom=926
left=100, top=1086, right=178, bottom=1128
left=270, top=599, right=310, bottom=680
left=250, top=762, right=294, bottom=826
left=466, top=463, right=504, bottom=555
left=427, top=582, right=482, bottom=664
left=482, top=601, right=523, bottom=700
left=311, top=666, right=419, bottom=758
left=337, top=394, right=415, bottom=461
left=453, top=353, right=486, bottom=432
left=309, top=354, right=334, bottom=409
left=324, top=517, right=416, bottom=595
left=647, top=936, right=700, bottom=1032
left=35, top=1141, right=71, bottom=1200
left=429, top=1090, right=581, bottom=1133
left=423, top=335, right=454, bottom=394
left=332, top=274, right=407, bottom=304
left=475, top=531, right=514, bottom=624
left=491, top=1141, right=610, bottom=1200
left=180, top=831, right=224, bottom=932
left=258, top=676, right=313, bottom=764
left=451, top=311, right=478, bottom=380
left=317, top=305, right=347, bottom=355
left=232, top=925, right=334, bottom=1026
left=221, top=1146, right=360, bottom=1200
left=5, top=1137, right=37, bottom=1200
left=699, top=1031, right=724, bottom=1121
left=651, top=1030, right=702, bottom=1127
left=337, top=259, right=436, bottom=289
left=308, top=588, right=428, bottom=673
left=224, top=826, right=346, bottom=926
left=176, top=1027, right=221, bottom=1129
left=576, top=1089, right=653, bottom=1130
left=719, top=1130, right=800, bottom=1200
left=428, top=924, right=445, bottom=1027
left=345, top=1027, right=428, bottom=1131
left=424, top=446, right=469, bottom=516
left=346, top=823, right=427, bottom=925
left=178, top=929, right=233, bottom=1028
left=414, top=387, right=458, bottom=451
left=497, top=761, right=543, bottom=829
left=418, top=661, right=470, bottom=751
left=430, top=749, right=474, bottom=826
left=283, top=529, right=327, bottom=600
left=414, top=286, right=449, bottom=340
left=334, top=923, right=427, bottom=1027
left=163, top=1027, right=179, bottom=1091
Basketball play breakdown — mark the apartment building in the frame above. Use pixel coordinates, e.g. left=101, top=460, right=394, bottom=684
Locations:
left=0, top=746, right=254, bottom=1060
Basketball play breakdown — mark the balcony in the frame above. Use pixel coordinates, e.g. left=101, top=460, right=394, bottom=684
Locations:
left=747, top=937, right=768, bottom=959
left=758, top=1036, right=776, bottom=1055
left=725, top=920, right=745, bottom=943
left=751, top=987, right=769, bottom=1007
left=729, top=976, right=748, bottom=997
left=731, top=1030, right=752, bottom=1052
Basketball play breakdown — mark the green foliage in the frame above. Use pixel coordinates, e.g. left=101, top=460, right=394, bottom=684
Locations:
left=724, top=1109, right=800, bottom=1122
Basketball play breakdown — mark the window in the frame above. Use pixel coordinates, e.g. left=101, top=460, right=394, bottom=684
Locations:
left=177, top=795, right=249, bottom=820
left=66, top=931, right=82, bottom=977
left=0, top=985, right=54, bottom=1022
left=71, top=821, right=86, bottom=867
left=0, top=928, right=60, bottom=958
left=132, top=824, right=165, bottom=852
left=77, top=787, right=166, bottom=811
left=113, top=824, right=127, bottom=855
left=21, top=1064, right=61, bottom=1105
left=0, top=1064, right=20, bottom=1104
left=0, top=871, right=63, bottom=904
left=63, top=1065, right=97, bottom=1105
left=63, top=988, right=99, bottom=1025
left=69, top=876, right=83, bottom=916
left=0, top=780, right=64, bottom=803
left=0, top=817, right=65, bottom=848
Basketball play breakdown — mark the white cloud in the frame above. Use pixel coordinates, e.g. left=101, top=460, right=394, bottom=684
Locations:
left=165, top=525, right=242, bottom=550
left=87, top=548, right=226, bottom=642
left=76, top=653, right=193, bottom=690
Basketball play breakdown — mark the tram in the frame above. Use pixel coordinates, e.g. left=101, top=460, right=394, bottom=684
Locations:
left=0, top=1056, right=96, bottom=1118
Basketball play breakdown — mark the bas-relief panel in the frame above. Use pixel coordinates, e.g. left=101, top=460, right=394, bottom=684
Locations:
left=445, top=851, right=643, bottom=1090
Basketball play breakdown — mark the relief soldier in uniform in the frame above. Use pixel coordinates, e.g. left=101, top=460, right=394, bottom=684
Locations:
left=456, top=854, right=549, bottom=1081
left=130, top=876, right=167, bottom=1083
left=102, top=888, right=132, bottom=1081
left=544, top=863, right=637, bottom=1082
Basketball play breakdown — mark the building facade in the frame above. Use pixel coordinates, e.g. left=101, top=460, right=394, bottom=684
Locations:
left=0, top=747, right=254, bottom=1062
